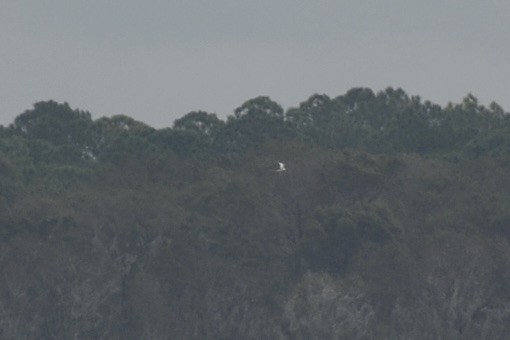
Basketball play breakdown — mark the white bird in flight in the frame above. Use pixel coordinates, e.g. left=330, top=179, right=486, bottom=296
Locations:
left=275, top=161, right=286, bottom=172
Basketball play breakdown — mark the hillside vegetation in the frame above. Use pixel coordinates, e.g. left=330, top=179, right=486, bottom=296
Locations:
left=1, top=88, right=510, bottom=339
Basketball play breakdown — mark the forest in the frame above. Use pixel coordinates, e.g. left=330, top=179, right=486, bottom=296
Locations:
left=1, top=87, right=510, bottom=339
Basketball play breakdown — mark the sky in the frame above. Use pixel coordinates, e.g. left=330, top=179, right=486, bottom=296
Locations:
left=1, top=1, right=510, bottom=128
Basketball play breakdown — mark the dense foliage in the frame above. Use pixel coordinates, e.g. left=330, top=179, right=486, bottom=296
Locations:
left=2, top=88, right=510, bottom=338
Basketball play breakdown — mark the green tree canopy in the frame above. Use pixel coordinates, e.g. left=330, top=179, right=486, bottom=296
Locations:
left=13, top=101, right=95, bottom=148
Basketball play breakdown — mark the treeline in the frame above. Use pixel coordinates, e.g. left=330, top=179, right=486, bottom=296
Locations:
left=7, top=88, right=510, bottom=157
left=1, top=87, right=509, bottom=186
left=1, top=88, right=510, bottom=338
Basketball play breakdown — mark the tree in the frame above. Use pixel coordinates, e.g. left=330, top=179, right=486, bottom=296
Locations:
left=10, top=101, right=99, bottom=166
left=217, top=97, right=290, bottom=157
left=13, top=101, right=95, bottom=148
left=298, top=203, right=393, bottom=275
left=285, top=94, right=332, bottom=130
left=93, top=115, right=157, bottom=164
left=233, top=96, right=284, bottom=120
left=173, top=111, right=223, bottom=137
left=157, top=111, right=226, bottom=159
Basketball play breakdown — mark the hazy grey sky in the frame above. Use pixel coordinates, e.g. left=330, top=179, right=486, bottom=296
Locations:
left=2, top=1, right=509, bottom=127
